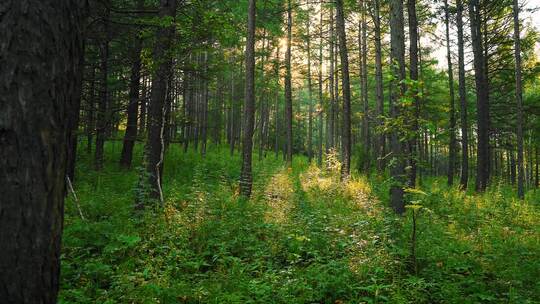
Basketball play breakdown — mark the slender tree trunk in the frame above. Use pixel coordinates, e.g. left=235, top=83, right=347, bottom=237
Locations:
left=87, top=65, right=96, bottom=154
left=240, top=0, right=257, bottom=197
left=140, top=76, right=148, bottom=138
left=407, top=0, right=419, bottom=187
left=67, top=40, right=85, bottom=182
left=535, top=146, right=538, bottom=188
left=329, top=7, right=335, bottom=150
left=469, top=0, right=490, bottom=192
left=95, top=10, right=110, bottom=171
left=456, top=0, right=469, bottom=189
left=373, top=0, right=385, bottom=173
left=359, top=0, right=370, bottom=173
left=120, top=5, right=143, bottom=168
left=444, top=0, right=457, bottom=186
left=513, top=0, right=525, bottom=199
left=318, top=3, right=324, bottom=166
left=0, top=1, right=84, bottom=302
left=336, top=0, right=352, bottom=178
left=141, top=0, right=177, bottom=205
left=389, top=0, right=407, bottom=214
left=307, top=15, right=314, bottom=163
left=285, top=0, right=293, bottom=165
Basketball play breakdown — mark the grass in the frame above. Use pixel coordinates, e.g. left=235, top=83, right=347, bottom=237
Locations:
left=60, top=141, right=540, bottom=303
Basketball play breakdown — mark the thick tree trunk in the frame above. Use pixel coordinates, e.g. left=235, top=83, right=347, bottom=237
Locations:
left=456, top=0, right=469, bottom=189
left=389, top=0, right=407, bottom=214
left=513, top=0, right=525, bottom=199
left=444, top=0, right=457, bottom=186
left=0, top=1, right=84, bottom=302
left=469, top=0, right=490, bottom=192
left=240, top=0, right=257, bottom=197
left=284, top=0, right=293, bottom=165
left=336, top=0, right=352, bottom=178
left=142, top=0, right=176, bottom=204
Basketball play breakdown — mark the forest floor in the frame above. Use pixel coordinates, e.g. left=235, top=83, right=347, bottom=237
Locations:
left=60, top=142, right=540, bottom=303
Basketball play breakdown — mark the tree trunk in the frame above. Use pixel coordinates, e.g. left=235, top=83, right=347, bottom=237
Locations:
left=336, top=0, right=352, bottom=178
left=469, top=0, right=490, bottom=192
left=120, top=7, right=143, bottom=168
left=318, top=4, right=324, bottom=166
left=240, top=0, right=257, bottom=197
left=407, top=0, right=419, bottom=187
left=142, top=0, right=176, bottom=205
left=456, top=0, right=469, bottom=189
left=284, top=0, right=293, bottom=165
left=373, top=0, right=385, bottom=174
left=444, top=0, right=457, bottom=186
left=307, top=14, right=314, bottom=163
left=0, top=1, right=84, bottom=302
left=95, top=10, right=110, bottom=171
left=513, top=0, right=525, bottom=199
left=389, top=0, right=407, bottom=214
left=359, top=0, right=370, bottom=173
left=86, top=65, right=96, bottom=154
left=329, top=7, right=335, bottom=150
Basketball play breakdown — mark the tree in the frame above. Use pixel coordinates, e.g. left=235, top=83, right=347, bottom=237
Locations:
left=513, top=0, right=524, bottom=199
left=240, top=0, right=257, bottom=197
left=407, top=0, right=419, bottom=187
left=95, top=7, right=110, bottom=171
left=142, top=0, right=177, bottom=204
left=456, top=0, right=469, bottom=189
left=120, top=0, right=145, bottom=169
left=372, top=0, right=385, bottom=174
left=285, top=0, right=293, bottom=165
left=335, top=0, right=352, bottom=178
left=469, top=0, right=490, bottom=192
left=359, top=0, right=370, bottom=173
left=389, top=0, right=407, bottom=214
left=0, top=0, right=85, bottom=302
left=317, top=2, right=324, bottom=166
left=306, top=8, right=314, bottom=163
left=444, top=0, right=457, bottom=186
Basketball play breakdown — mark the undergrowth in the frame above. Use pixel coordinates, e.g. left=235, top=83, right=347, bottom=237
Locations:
left=60, top=142, right=539, bottom=303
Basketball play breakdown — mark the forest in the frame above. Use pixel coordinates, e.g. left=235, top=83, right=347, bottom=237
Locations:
left=1, top=0, right=539, bottom=303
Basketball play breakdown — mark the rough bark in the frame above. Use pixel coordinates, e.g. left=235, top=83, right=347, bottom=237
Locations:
left=469, top=0, right=490, bottom=192
left=240, top=0, right=257, bottom=197
left=389, top=0, right=407, bottom=214
left=0, top=1, right=85, bottom=302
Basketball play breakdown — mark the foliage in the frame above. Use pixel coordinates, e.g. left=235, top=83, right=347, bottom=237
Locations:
left=60, top=142, right=540, bottom=303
